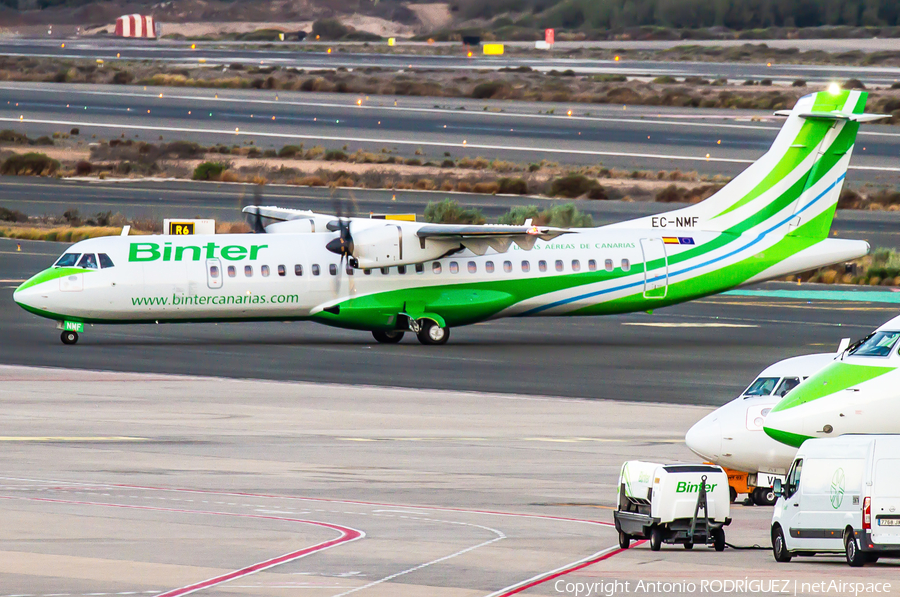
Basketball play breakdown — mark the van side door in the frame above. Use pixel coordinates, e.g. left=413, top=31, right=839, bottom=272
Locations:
left=780, top=458, right=804, bottom=550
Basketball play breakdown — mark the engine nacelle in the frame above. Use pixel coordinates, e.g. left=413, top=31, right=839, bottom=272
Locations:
left=351, top=223, right=451, bottom=269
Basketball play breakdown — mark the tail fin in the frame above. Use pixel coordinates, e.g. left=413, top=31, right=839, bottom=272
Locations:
left=616, top=90, right=885, bottom=240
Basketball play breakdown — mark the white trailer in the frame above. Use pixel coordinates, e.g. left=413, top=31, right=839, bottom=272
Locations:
left=614, top=461, right=731, bottom=551
left=771, top=434, right=900, bottom=566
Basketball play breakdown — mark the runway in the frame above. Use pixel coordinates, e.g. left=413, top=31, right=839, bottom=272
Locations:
left=3, top=237, right=897, bottom=405
left=1, top=365, right=895, bottom=596
left=0, top=83, right=898, bottom=179
left=1, top=39, right=900, bottom=83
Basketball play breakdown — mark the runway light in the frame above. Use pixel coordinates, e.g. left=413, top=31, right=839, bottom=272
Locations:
left=357, top=99, right=362, bottom=106
left=159, top=93, right=163, bottom=98
left=567, top=109, right=572, bottom=116
left=717, top=139, right=721, bottom=144
left=327, top=48, right=332, bottom=54
left=766, top=62, right=772, bottom=67
left=463, top=139, right=467, bottom=144
left=19, top=115, right=22, bottom=120
left=60, top=43, right=64, bottom=48
left=272, top=116, right=275, bottom=120
left=147, top=109, right=150, bottom=113
left=191, top=44, right=196, bottom=49
left=188, top=111, right=191, bottom=114
left=614, top=55, right=620, bottom=61
left=235, top=127, right=239, bottom=133
left=116, top=53, right=120, bottom=58
left=828, top=82, right=841, bottom=94
left=706, top=153, right=710, bottom=159
left=467, top=51, right=473, bottom=58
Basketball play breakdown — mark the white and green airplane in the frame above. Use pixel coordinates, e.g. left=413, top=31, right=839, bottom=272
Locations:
left=13, top=89, right=884, bottom=345
left=763, top=313, right=900, bottom=449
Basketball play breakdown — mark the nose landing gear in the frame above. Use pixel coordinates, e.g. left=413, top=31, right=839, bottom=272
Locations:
left=60, top=330, right=79, bottom=345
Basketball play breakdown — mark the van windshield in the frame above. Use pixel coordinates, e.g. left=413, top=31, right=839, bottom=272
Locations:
left=848, top=331, right=900, bottom=358
left=744, top=377, right=779, bottom=396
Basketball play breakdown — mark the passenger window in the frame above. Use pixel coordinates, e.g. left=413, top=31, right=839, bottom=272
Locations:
left=294, top=264, right=303, bottom=276
left=468, top=261, right=477, bottom=274
left=98, top=253, right=114, bottom=268
left=227, top=265, right=236, bottom=278
left=521, top=261, right=530, bottom=273
left=621, top=259, right=630, bottom=272
left=277, top=265, right=286, bottom=277
left=77, top=253, right=98, bottom=269
left=775, top=377, right=801, bottom=397
left=261, top=265, right=270, bottom=277
left=588, top=259, right=597, bottom=272
left=244, top=265, right=253, bottom=277
left=539, top=260, right=547, bottom=272
left=486, top=261, right=494, bottom=273
left=209, top=265, right=220, bottom=278
left=54, top=253, right=80, bottom=267
left=605, top=259, right=614, bottom=272
left=450, top=261, right=459, bottom=274
left=572, top=259, right=581, bottom=272
left=555, top=259, right=564, bottom=272
left=329, top=264, right=337, bottom=276
left=398, top=265, right=407, bottom=275
left=312, top=264, right=320, bottom=276
left=503, top=261, right=512, bottom=273
left=433, top=262, right=442, bottom=274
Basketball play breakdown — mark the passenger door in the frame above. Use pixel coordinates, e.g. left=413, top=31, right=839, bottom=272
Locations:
left=206, top=258, right=223, bottom=290
left=781, top=458, right=804, bottom=550
left=640, top=238, right=668, bottom=299
left=871, top=457, right=900, bottom=547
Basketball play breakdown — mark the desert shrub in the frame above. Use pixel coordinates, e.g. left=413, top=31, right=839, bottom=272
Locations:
left=497, top=177, right=528, bottom=195
left=498, top=203, right=593, bottom=227
left=75, top=160, right=93, bottom=176
left=843, top=78, right=866, bottom=90
left=652, top=75, right=677, bottom=84
left=305, top=146, right=325, bottom=160
left=0, top=129, right=29, bottom=144
left=549, top=173, right=603, bottom=198
left=192, top=161, right=228, bottom=181
left=424, top=199, right=486, bottom=225
left=0, top=206, right=27, bottom=222
left=1, top=152, right=60, bottom=176
left=70, top=128, right=80, bottom=135
left=472, top=81, right=508, bottom=99
left=311, top=18, right=350, bottom=40
left=279, top=145, right=303, bottom=158
left=324, top=149, right=348, bottom=161
left=472, top=181, right=500, bottom=194
left=161, top=141, right=205, bottom=159
left=791, top=79, right=807, bottom=87
left=34, top=136, right=53, bottom=145
left=112, top=70, right=133, bottom=84
left=441, top=159, right=456, bottom=168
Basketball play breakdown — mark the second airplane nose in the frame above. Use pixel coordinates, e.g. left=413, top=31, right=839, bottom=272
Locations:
left=685, top=417, right=722, bottom=461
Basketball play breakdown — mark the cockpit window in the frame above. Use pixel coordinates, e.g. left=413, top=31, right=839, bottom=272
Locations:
left=98, top=253, right=114, bottom=268
left=774, top=377, right=801, bottom=397
left=743, top=377, right=779, bottom=396
left=54, top=253, right=80, bottom=267
left=848, top=331, right=900, bottom=358
left=77, top=253, right=98, bottom=269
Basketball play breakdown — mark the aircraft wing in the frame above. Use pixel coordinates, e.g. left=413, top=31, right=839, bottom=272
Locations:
left=415, top=224, right=574, bottom=253
left=241, top=206, right=316, bottom=222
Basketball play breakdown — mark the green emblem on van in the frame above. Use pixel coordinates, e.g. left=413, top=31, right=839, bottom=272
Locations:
left=830, top=468, right=845, bottom=509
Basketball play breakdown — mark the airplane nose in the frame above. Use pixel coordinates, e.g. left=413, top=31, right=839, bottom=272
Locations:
left=685, top=417, right=721, bottom=461
left=763, top=408, right=811, bottom=448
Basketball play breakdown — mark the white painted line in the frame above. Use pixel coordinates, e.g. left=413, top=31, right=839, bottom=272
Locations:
left=621, top=322, right=759, bottom=328
left=483, top=544, right=621, bottom=597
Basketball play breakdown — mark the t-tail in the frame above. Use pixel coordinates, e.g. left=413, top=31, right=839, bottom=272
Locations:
left=614, top=88, right=888, bottom=282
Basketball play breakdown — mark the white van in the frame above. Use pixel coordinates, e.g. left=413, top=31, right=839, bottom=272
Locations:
left=771, top=435, right=900, bottom=566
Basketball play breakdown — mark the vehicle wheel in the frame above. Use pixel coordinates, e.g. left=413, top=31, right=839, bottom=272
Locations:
left=683, top=542, right=693, bottom=550
left=416, top=320, right=449, bottom=345
left=618, top=530, right=631, bottom=550
left=60, top=331, right=78, bottom=345
left=772, top=525, right=792, bottom=562
left=649, top=526, right=663, bottom=551
left=729, top=486, right=738, bottom=503
left=372, top=330, right=404, bottom=344
left=845, top=529, right=866, bottom=567
left=713, top=528, right=726, bottom=552
left=753, top=486, right=777, bottom=506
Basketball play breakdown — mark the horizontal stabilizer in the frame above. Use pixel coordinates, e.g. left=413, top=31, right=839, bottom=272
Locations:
left=774, top=110, right=890, bottom=123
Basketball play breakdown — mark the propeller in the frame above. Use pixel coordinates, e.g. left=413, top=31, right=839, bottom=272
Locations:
left=325, top=191, right=359, bottom=294
left=241, top=183, right=267, bottom=233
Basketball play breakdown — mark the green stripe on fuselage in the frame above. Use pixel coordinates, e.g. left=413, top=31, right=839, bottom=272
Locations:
left=771, top=361, right=895, bottom=413
left=16, top=267, right=92, bottom=292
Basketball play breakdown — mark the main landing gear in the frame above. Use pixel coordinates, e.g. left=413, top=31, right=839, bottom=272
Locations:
left=60, top=330, right=79, bottom=345
left=371, top=319, right=451, bottom=346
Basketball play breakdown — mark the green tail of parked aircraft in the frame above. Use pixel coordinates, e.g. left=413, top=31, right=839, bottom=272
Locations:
left=14, top=89, right=888, bottom=345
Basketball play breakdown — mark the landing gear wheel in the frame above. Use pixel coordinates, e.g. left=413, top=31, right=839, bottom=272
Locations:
left=845, top=530, right=866, bottom=567
left=649, top=526, right=663, bottom=551
left=372, top=330, right=404, bottom=344
left=713, top=528, right=726, bottom=552
left=772, top=525, right=792, bottom=562
left=618, top=530, right=631, bottom=549
left=683, top=542, right=694, bottom=550
left=60, top=330, right=78, bottom=345
left=729, top=486, right=738, bottom=503
left=753, top=487, right=777, bottom=506
left=416, top=320, right=449, bottom=345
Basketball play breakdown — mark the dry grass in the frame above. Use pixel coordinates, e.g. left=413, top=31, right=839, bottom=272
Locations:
left=0, top=225, right=142, bottom=241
